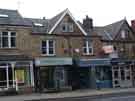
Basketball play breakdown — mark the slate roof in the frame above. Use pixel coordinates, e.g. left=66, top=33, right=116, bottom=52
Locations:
left=94, top=26, right=112, bottom=40
left=94, top=19, right=126, bottom=40
left=24, top=18, right=49, bottom=33
left=0, top=8, right=128, bottom=38
left=48, top=9, right=66, bottom=32
left=24, top=9, right=67, bottom=34
left=0, top=8, right=31, bottom=26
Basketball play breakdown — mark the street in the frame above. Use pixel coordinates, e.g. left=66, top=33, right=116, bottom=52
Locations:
left=29, top=94, right=135, bottom=101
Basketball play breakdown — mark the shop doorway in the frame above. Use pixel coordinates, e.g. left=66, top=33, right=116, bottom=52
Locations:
left=95, top=66, right=112, bottom=88
left=79, top=68, right=90, bottom=89
left=39, top=68, right=54, bottom=90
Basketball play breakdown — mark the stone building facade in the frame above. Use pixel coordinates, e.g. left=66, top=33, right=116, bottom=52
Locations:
left=0, top=8, right=135, bottom=93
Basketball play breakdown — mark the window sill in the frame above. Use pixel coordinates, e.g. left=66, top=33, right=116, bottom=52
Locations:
left=41, top=54, right=56, bottom=57
left=0, top=47, right=17, bottom=50
left=62, top=31, right=74, bottom=33
left=82, top=53, right=94, bottom=56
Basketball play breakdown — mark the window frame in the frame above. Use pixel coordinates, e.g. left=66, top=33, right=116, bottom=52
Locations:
left=0, top=31, right=16, bottom=48
left=121, top=29, right=130, bottom=39
left=82, top=40, right=93, bottom=55
left=121, top=30, right=126, bottom=39
left=41, top=40, right=55, bottom=56
left=62, top=22, right=74, bottom=32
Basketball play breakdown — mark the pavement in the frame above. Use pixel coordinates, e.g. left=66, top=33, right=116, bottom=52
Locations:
left=0, top=88, right=135, bottom=101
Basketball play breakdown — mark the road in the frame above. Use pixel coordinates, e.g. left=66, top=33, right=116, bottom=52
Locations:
left=29, top=95, right=135, bottom=101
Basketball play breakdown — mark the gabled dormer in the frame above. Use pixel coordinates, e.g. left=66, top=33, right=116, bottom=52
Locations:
left=114, top=20, right=135, bottom=41
left=94, top=19, right=135, bottom=42
left=48, top=9, right=87, bottom=36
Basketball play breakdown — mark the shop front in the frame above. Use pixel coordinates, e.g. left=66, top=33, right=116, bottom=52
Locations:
left=111, top=59, right=134, bottom=88
left=77, top=58, right=113, bottom=89
left=35, top=57, right=72, bottom=92
left=0, top=55, right=34, bottom=93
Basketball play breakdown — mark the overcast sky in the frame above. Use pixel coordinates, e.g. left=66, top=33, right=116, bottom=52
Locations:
left=0, top=0, right=135, bottom=26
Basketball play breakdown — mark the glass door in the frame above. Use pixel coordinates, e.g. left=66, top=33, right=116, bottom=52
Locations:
left=0, top=67, right=6, bottom=88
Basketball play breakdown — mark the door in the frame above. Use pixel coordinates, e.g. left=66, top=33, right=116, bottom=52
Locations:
left=39, top=68, right=54, bottom=89
left=79, top=68, right=90, bottom=89
left=54, top=67, right=66, bottom=88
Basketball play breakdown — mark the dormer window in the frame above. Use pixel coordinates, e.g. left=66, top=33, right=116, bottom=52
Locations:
left=62, top=23, right=74, bottom=32
left=121, top=30, right=129, bottom=39
left=121, top=30, right=126, bottom=39
left=34, top=23, right=43, bottom=27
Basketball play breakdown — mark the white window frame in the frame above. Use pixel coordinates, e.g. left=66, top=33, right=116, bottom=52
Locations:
left=83, top=40, right=93, bottom=55
left=121, top=30, right=126, bottom=39
left=42, top=40, right=55, bottom=56
left=0, top=31, right=16, bottom=48
left=62, top=23, right=74, bottom=32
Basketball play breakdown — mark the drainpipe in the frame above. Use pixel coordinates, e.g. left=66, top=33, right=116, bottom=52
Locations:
left=6, top=64, right=9, bottom=89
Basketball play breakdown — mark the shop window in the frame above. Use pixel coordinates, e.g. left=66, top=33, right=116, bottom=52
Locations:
left=113, top=66, right=119, bottom=70
left=126, top=71, right=131, bottom=80
left=121, top=70, right=125, bottom=80
left=114, top=71, right=119, bottom=79
left=42, top=40, right=55, bottom=56
left=126, top=66, right=130, bottom=70
left=83, top=40, right=93, bottom=55
left=0, top=31, right=16, bottom=48
left=114, top=80, right=119, bottom=85
left=15, top=69, right=25, bottom=84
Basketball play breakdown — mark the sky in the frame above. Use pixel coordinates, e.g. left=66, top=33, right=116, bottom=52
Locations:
left=0, top=0, right=135, bottom=26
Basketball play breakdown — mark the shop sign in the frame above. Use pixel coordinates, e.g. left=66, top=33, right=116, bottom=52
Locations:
left=35, top=57, right=72, bottom=66
left=102, top=45, right=114, bottom=54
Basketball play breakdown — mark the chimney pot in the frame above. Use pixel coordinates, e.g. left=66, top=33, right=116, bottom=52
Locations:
left=83, top=15, right=93, bottom=32
left=43, top=17, right=46, bottom=20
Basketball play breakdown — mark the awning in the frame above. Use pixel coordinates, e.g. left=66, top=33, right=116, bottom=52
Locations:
left=35, top=57, right=72, bottom=66
left=78, top=58, right=111, bottom=67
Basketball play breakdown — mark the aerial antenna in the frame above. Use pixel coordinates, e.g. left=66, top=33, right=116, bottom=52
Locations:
left=17, top=0, right=21, bottom=11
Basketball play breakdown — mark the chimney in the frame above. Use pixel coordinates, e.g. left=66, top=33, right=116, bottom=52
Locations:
left=83, top=15, right=93, bottom=32
left=131, top=20, right=135, bottom=32
left=43, top=17, right=46, bottom=20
